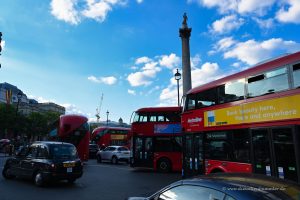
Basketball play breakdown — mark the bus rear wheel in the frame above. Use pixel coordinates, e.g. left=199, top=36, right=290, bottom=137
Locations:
left=157, top=158, right=171, bottom=173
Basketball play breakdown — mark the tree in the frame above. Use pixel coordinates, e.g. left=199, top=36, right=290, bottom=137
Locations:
left=0, top=103, right=17, bottom=138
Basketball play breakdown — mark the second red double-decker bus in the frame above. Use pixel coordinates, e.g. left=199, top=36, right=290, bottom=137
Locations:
left=181, top=51, right=300, bottom=183
left=50, top=114, right=90, bottom=161
left=130, top=107, right=182, bottom=172
left=91, top=127, right=130, bottom=149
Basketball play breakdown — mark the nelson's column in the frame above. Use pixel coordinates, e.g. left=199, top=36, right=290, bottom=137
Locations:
left=179, top=13, right=192, bottom=95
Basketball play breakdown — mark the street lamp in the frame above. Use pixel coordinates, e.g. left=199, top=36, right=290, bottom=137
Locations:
left=106, top=110, right=109, bottom=126
left=15, top=90, right=23, bottom=139
left=174, top=69, right=181, bottom=106
left=16, top=90, right=23, bottom=116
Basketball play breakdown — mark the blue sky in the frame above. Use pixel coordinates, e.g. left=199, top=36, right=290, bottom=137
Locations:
left=1, top=0, right=300, bottom=123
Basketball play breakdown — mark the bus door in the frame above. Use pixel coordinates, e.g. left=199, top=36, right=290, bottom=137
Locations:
left=133, top=137, right=153, bottom=168
left=194, top=134, right=204, bottom=175
left=251, top=127, right=298, bottom=183
left=183, top=134, right=204, bottom=178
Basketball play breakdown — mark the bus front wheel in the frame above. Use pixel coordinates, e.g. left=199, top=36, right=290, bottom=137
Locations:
left=157, top=158, right=171, bottom=173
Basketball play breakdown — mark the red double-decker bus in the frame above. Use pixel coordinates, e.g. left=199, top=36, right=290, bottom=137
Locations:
left=91, top=127, right=130, bottom=149
left=182, top=51, right=300, bottom=183
left=130, top=107, right=183, bottom=172
left=50, top=115, right=90, bottom=161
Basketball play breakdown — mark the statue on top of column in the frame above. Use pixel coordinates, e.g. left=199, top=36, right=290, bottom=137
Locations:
left=182, top=13, right=188, bottom=28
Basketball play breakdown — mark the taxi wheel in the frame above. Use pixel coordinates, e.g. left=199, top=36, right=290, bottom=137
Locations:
left=2, top=166, right=15, bottom=179
left=111, top=156, right=118, bottom=164
left=34, top=172, right=44, bottom=187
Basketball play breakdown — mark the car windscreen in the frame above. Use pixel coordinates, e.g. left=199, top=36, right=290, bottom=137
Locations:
left=49, top=144, right=78, bottom=159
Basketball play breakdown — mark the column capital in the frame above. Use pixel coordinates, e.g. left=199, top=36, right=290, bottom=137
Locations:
left=179, top=28, right=192, bottom=38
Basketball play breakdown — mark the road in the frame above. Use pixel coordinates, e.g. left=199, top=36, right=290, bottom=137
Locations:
left=0, top=155, right=182, bottom=200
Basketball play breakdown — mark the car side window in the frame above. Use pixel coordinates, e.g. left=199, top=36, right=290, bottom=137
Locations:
left=27, top=146, right=38, bottom=158
left=118, top=147, right=128, bottom=151
left=110, top=147, right=116, bottom=151
left=157, top=185, right=225, bottom=200
left=37, top=146, right=48, bottom=158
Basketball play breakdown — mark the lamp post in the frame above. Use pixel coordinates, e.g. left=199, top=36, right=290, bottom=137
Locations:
left=16, top=91, right=23, bottom=116
left=15, top=90, right=23, bottom=139
left=174, top=69, right=181, bottom=106
left=106, top=110, right=109, bottom=126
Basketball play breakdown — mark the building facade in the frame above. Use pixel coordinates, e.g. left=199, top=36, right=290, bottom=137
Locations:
left=0, top=82, right=65, bottom=115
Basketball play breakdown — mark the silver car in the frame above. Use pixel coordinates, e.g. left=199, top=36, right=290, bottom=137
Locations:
left=96, top=146, right=130, bottom=164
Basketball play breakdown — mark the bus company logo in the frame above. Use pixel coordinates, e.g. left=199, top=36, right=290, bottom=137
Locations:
left=187, top=117, right=202, bottom=123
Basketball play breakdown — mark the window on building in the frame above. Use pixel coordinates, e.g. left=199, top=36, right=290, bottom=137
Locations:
left=247, top=67, right=289, bottom=97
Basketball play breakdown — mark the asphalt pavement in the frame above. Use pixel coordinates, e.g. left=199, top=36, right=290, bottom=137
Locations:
left=0, top=157, right=181, bottom=200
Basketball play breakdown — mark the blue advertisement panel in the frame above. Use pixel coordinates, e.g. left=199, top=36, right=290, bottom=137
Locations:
left=154, top=124, right=181, bottom=134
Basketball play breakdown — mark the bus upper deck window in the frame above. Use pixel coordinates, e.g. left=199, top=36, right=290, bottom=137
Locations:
left=293, top=63, right=300, bottom=88
left=247, top=67, right=288, bottom=97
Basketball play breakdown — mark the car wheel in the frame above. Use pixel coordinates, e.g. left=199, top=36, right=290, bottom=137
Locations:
left=68, top=178, right=76, bottom=184
left=2, top=166, right=15, bottom=179
left=34, top=172, right=44, bottom=187
left=157, top=158, right=171, bottom=173
left=97, top=155, right=102, bottom=163
left=111, top=156, right=118, bottom=164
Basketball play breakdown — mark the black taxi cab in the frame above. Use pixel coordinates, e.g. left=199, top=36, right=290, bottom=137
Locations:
left=2, top=141, right=83, bottom=186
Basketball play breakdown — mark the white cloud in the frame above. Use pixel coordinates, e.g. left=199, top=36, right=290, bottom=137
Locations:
left=136, top=0, right=143, bottom=3
left=237, top=0, right=275, bottom=15
left=159, top=62, right=222, bottom=106
left=191, top=62, right=221, bottom=87
left=159, top=53, right=181, bottom=69
left=50, top=0, right=80, bottom=25
left=192, top=0, right=275, bottom=15
left=211, top=15, right=244, bottom=34
left=27, top=95, right=56, bottom=104
left=50, top=0, right=128, bottom=24
left=216, top=37, right=236, bottom=51
left=276, top=0, right=300, bottom=24
left=127, top=72, right=152, bottom=86
left=61, top=103, right=85, bottom=115
left=127, top=62, right=161, bottom=87
left=88, top=75, right=117, bottom=85
left=135, top=56, right=152, bottom=65
left=128, top=89, right=136, bottom=95
left=253, top=17, right=275, bottom=29
left=223, top=38, right=300, bottom=65
left=81, top=0, right=112, bottom=22
left=191, top=54, right=201, bottom=68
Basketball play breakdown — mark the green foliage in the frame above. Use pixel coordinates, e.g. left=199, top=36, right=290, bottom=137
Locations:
left=0, top=103, right=60, bottom=139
